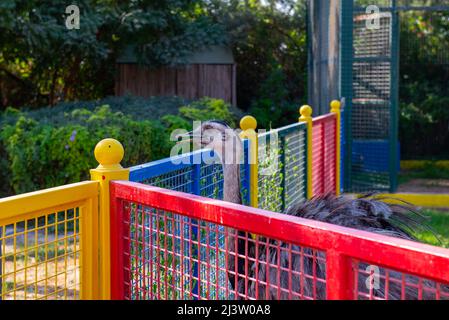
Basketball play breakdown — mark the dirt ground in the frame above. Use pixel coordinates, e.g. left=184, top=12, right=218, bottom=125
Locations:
left=1, top=232, right=80, bottom=300
left=398, top=179, right=449, bottom=194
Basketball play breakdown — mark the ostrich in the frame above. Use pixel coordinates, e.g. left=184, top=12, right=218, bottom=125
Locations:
left=183, top=120, right=438, bottom=300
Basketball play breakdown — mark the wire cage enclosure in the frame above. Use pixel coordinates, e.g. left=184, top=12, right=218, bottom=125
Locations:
left=339, top=0, right=449, bottom=192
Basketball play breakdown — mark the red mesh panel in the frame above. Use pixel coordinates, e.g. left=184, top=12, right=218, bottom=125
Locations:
left=119, top=207, right=326, bottom=300
left=353, top=260, right=449, bottom=300
left=311, top=114, right=337, bottom=196
left=110, top=181, right=449, bottom=300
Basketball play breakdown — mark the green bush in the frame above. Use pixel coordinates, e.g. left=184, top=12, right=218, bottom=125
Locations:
left=399, top=95, right=449, bottom=159
left=0, top=96, right=239, bottom=196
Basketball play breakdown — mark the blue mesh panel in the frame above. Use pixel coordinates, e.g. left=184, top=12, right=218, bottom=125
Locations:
left=200, top=163, right=223, bottom=199
left=129, top=143, right=250, bottom=300
left=140, top=167, right=194, bottom=194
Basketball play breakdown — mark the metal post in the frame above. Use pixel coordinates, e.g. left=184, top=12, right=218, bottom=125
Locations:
left=340, top=0, right=354, bottom=192
left=0, top=227, right=2, bottom=301
left=390, top=0, right=400, bottom=193
left=242, top=139, right=251, bottom=205
left=331, top=100, right=342, bottom=195
left=299, top=105, right=313, bottom=199
left=240, top=116, right=258, bottom=208
left=280, top=135, right=286, bottom=211
left=326, top=250, right=355, bottom=300
left=91, top=138, right=130, bottom=300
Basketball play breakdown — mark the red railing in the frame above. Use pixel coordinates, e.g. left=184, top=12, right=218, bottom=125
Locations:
left=110, top=181, right=449, bottom=300
left=311, top=113, right=337, bottom=196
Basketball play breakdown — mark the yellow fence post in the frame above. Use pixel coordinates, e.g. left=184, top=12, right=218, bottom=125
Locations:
left=90, top=138, right=129, bottom=300
left=299, top=105, right=313, bottom=199
left=81, top=188, right=99, bottom=300
left=240, top=116, right=258, bottom=208
left=331, top=100, right=341, bottom=196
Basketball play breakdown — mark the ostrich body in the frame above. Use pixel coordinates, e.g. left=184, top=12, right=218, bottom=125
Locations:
left=186, top=121, right=436, bottom=300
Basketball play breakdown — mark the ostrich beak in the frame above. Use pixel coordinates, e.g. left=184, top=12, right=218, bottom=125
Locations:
left=176, top=131, right=202, bottom=144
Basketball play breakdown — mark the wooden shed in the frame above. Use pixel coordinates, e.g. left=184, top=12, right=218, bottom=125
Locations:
left=115, top=46, right=237, bottom=105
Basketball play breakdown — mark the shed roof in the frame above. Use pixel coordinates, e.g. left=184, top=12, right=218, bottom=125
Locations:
left=117, top=46, right=234, bottom=64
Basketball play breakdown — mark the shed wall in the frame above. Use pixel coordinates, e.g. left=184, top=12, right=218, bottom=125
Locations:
left=115, top=64, right=236, bottom=105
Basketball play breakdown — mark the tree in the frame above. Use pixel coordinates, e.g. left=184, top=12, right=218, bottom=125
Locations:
left=0, top=0, right=226, bottom=108
left=205, top=0, right=308, bottom=127
left=399, top=10, right=449, bottom=158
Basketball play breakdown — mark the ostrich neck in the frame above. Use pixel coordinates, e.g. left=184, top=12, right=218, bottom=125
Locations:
left=222, top=163, right=242, bottom=204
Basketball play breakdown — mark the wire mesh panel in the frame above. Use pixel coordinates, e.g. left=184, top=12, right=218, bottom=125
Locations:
left=341, top=1, right=400, bottom=193
left=353, top=260, right=449, bottom=300
left=199, top=161, right=225, bottom=201
left=258, top=123, right=307, bottom=212
left=140, top=167, right=195, bottom=194
left=120, top=204, right=327, bottom=300
left=311, top=114, right=337, bottom=196
left=351, top=9, right=397, bottom=193
left=110, top=181, right=449, bottom=300
left=0, top=210, right=81, bottom=300
left=130, top=142, right=250, bottom=205
left=128, top=143, right=251, bottom=298
left=0, top=181, right=98, bottom=300
left=284, top=127, right=307, bottom=209
left=111, top=185, right=327, bottom=300
left=258, top=133, right=283, bottom=213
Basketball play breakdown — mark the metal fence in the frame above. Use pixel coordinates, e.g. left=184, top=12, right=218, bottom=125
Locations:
left=129, top=143, right=250, bottom=299
left=0, top=107, right=341, bottom=300
left=130, top=143, right=250, bottom=205
left=341, top=0, right=400, bottom=193
left=0, top=182, right=98, bottom=300
left=311, top=114, right=337, bottom=197
left=258, top=122, right=308, bottom=213
left=110, top=181, right=449, bottom=300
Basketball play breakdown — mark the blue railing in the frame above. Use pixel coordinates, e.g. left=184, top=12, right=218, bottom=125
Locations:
left=129, top=140, right=250, bottom=204
left=129, top=140, right=250, bottom=299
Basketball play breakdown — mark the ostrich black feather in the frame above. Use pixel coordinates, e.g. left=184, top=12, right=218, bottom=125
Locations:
left=230, top=194, right=442, bottom=300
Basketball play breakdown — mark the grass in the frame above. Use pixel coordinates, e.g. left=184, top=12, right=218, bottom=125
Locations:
left=399, top=166, right=449, bottom=185
left=414, top=209, right=449, bottom=248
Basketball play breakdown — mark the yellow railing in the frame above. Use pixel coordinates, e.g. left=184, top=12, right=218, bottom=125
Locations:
left=0, top=181, right=99, bottom=300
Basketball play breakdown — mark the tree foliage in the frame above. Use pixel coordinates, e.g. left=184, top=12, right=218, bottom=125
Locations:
left=0, top=0, right=226, bottom=108
left=205, top=0, right=308, bottom=128
left=399, top=11, right=449, bottom=158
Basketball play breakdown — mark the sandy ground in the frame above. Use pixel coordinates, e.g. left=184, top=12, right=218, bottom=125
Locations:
left=1, top=234, right=80, bottom=300
left=398, top=179, right=449, bottom=194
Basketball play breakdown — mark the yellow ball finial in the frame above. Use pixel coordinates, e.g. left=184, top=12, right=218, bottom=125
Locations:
left=299, top=105, right=313, bottom=118
left=240, top=115, right=257, bottom=131
left=94, top=138, right=124, bottom=169
left=330, top=100, right=341, bottom=112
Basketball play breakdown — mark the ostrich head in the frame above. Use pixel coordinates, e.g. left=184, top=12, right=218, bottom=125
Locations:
left=180, top=120, right=243, bottom=204
left=187, top=120, right=243, bottom=166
